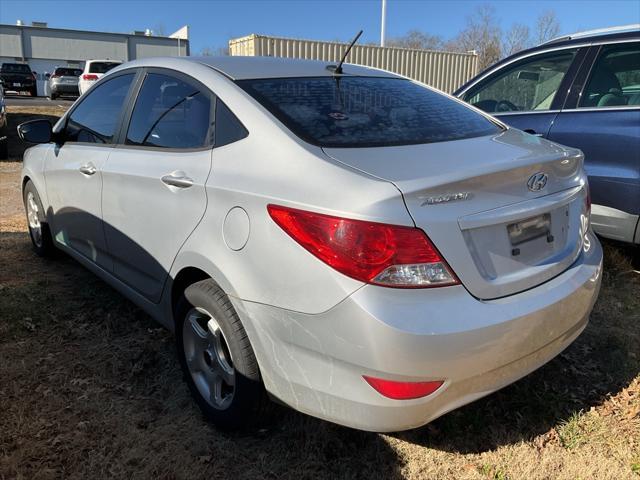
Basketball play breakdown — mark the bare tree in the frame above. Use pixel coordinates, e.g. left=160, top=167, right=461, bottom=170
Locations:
left=447, top=5, right=502, bottom=70
left=503, top=23, right=531, bottom=56
left=152, top=23, right=166, bottom=36
left=535, top=10, right=561, bottom=44
left=200, top=45, right=229, bottom=56
left=388, top=29, right=444, bottom=50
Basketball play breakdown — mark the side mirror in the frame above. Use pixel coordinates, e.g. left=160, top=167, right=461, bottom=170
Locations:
left=45, top=73, right=51, bottom=79
left=18, top=119, right=53, bottom=144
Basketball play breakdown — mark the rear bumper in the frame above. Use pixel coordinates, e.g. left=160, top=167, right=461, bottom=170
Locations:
left=234, top=232, right=602, bottom=432
left=50, top=83, right=79, bottom=95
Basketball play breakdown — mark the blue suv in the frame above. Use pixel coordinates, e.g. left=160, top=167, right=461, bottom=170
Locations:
left=455, top=25, right=640, bottom=245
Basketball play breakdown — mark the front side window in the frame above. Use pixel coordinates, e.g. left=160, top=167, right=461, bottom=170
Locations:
left=65, top=73, right=134, bottom=144
left=580, top=42, right=640, bottom=108
left=238, top=76, right=499, bottom=148
left=465, top=50, right=577, bottom=113
left=126, top=73, right=213, bottom=149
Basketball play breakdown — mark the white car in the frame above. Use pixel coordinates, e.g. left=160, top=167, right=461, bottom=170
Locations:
left=17, top=56, right=602, bottom=432
left=78, top=59, right=122, bottom=95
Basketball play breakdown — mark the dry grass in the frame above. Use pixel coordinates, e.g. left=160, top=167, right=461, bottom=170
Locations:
left=0, top=108, right=639, bottom=479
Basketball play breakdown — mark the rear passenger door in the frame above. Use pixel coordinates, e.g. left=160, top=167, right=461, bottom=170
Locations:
left=101, top=69, right=215, bottom=302
left=461, top=48, right=585, bottom=137
left=547, top=42, right=640, bottom=243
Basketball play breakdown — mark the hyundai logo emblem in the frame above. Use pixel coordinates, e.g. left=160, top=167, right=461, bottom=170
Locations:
left=527, top=172, right=548, bottom=192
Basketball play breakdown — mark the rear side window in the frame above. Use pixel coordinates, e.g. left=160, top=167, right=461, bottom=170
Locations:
left=1, top=63, right=31, bottom=73
left=126, top=73, right=213, bottom=149
left=215, top=101, right=248, bottom=147
left=88, top=62, right=121, bottom=74
left=238, top=77, right=499, bottom=147
left=580, top=42, right=640, bottom=108
left=65, top=73, right=134, bottom=144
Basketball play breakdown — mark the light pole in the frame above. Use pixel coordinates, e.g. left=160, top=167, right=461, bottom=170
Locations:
left=380, top=0, right=387, bottom=47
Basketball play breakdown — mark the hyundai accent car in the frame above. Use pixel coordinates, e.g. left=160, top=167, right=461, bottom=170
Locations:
left=18, top=56, right=602, bottom=432
left=455, top=25, right=640, bottom=245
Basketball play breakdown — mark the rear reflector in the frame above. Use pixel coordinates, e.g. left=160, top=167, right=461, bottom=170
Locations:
left=82, top=74, right=98, bottom=81
left=363, top=376, right=444, bottom=400
left=267, top=204, right=458, bottom=288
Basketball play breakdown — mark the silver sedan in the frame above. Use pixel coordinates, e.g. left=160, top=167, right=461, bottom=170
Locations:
left=18, top=56, right=602, bottom=432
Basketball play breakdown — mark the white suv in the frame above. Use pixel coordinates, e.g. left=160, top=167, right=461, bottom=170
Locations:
left=78, top=59, right=122, bottom=95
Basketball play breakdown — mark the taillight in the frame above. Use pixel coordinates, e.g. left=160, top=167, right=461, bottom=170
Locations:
left=363, top=376, right=443, bottom=400
left=267, top=204, right=459, bottom=288
left=82, top=74, right=98, bottom=81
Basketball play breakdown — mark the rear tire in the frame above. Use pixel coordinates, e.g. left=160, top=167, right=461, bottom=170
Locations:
left=30, top=87, right=37, bottom=97
left=50, top=93, right=57, bottom=100
left=23, top=180, right=55, bottom=257
left=175, top=279, right=268, bottom=429
left=0, top=138, right=7, bottom=160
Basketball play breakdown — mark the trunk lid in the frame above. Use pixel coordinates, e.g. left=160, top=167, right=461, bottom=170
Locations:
left=323, top=129, right=589, bottom=299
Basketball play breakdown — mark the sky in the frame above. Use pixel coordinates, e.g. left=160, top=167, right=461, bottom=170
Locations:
left=2, top=0, right=639, bottom=54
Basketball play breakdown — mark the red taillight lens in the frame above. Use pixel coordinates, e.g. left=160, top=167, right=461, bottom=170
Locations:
left=267, top=204, right=458, bottom=288
left=82, top=74, right=98, bottom=81
left=363, top=376, right=443, bottom=400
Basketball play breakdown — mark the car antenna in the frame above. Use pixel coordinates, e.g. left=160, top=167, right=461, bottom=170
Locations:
left=330, top=30, right=363, bottom=75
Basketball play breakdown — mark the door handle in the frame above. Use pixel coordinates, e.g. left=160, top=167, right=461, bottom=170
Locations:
left=79, top=163, right=97, bottom=175
left=161, top=172, right=194, bottom=188
left=523, top=129, right=544, bottom=137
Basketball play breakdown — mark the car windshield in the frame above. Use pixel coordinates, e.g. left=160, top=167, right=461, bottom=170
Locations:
left=1, top=64, right=31, bottom=73
left=88, top=62, right=121, bottom=74
left=238, top=76, right=500, bottom=148
left=55, top=68, right=82, bottom=77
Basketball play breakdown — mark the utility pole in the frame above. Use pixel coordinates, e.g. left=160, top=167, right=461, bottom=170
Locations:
left=380, top=0, right=387, bottom=47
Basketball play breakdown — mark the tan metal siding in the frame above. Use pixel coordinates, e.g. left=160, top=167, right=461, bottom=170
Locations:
left=229, top=34, right=478, bottom=93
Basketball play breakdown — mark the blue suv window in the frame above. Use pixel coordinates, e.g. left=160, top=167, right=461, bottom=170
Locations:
left=580, top=42, right=640, bottom=108
left=464, top=50, right=577, bottom=113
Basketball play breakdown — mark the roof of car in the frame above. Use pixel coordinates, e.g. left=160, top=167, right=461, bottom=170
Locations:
left=542, top=24, right=639, bottom=45
left=192, top=56, right=399, bottom=80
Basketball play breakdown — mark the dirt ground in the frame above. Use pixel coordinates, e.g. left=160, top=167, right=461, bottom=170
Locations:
left=0, top=106, right=639, bottom=479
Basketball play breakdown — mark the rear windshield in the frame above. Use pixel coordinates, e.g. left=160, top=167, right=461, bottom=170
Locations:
left=88, top=62, right=121, bottom=74
left=1, top=63, right=31, bottom=73
left=238, top=76, right=501, bottom=148
left=55, top=68, right=82, bottom=77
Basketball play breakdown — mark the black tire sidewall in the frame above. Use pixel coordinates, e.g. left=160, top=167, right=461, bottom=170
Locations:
left=175, top=280, right=265, bottom=429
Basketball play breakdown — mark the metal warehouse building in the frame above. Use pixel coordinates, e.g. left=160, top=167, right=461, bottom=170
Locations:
left=0, top=22, right=189, bottom=95
left=229, top=34, right=478, bottom=93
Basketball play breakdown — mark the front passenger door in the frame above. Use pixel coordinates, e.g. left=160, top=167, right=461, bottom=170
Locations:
left=101, top=70, right=215, bottom=303
left=46, top=72, right=135, bottom=269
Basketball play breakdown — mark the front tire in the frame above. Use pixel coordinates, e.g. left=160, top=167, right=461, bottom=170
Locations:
left=175, top=279, right=268, bottom=429
left=23, top=180, right=55, bottom=257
